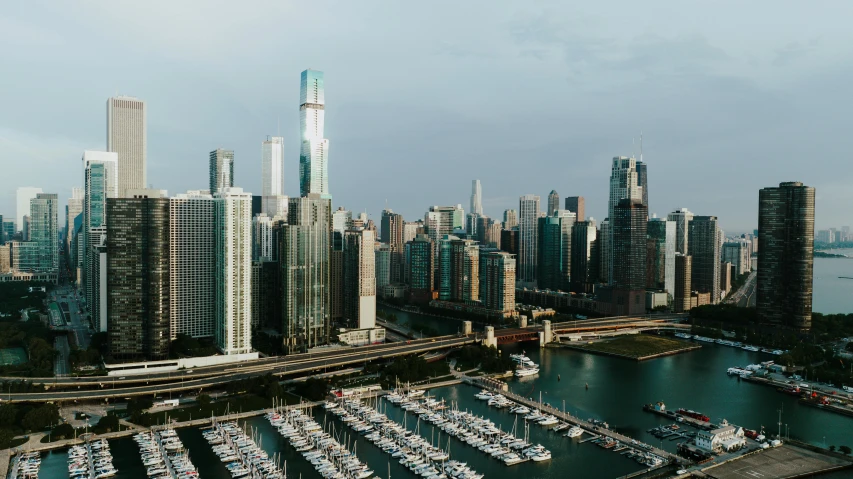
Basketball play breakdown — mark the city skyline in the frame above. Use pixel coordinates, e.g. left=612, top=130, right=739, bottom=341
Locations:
left=3, top=2, right=852, bottom=232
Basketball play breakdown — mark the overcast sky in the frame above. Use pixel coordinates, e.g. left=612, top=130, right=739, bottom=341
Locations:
left=2, top=1, right=852, bottom=233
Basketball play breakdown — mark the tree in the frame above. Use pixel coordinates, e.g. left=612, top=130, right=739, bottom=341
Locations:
left=829, top=445, right=836, bottom=452
left=22, top=404, right=59, bottom=431
left=49, top=423, right=75, bottom=440
left=0, top=428, right=14, bottom=449
left=94, top=414, right=120, bottom=433
left=0, top=404, right=19, bottom=428
left=126, top=397, right=153, bottom=415
left=840, top=445, right=852, bottom=456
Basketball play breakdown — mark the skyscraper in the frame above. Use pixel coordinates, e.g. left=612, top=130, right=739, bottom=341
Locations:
left=647, top=217, right=675, bottom=296
left=380, top=209, right=404, bottom=283
left=299, top=69, right=330, bottom=197
left=564, top=196, right=585, bottom=222
left=261, top=136, right=287, bottom=217
left=29, top=193, right=58, bottom=273
left=503, top=209, right=518, bottom=229
left=667, top=208, right=694, bottom=255
left=106, top=190, right=170, bottom=361
left=343, top=228, right=377, bottom=329
left=674, top=253, right=692, bottom=313
left=252, top=214, right=276, bottom=262
left=82, top=151, right=118, bottom=307
left=689, top=216, right=721, bottom=303
left=169, top=191, right=215, bottom=339
left=107, top=96, right=146, bottom=197
left=375, top=245, right=391, bottom=295
left=537, top=210, right=575, bottom=291
left=214, top=187, right=253, bottom=355
left=439, top=237, right=479, bottom=302
left=480, top=250, right=516, bottom=313
left=570, top=218, right=597, bottom=293
left=722, top=240, right=750, bottom=277
left=425, top=205, right=464, bottom=281
left=518, top=194, right=540, bottom=286
left=16, top=187, right=42, bottom=233
left=636, top=160, right=648, bottom=207
left=598, top=218, right=611, bottom=284
left=209, top=149, right=234, bottom=195
left=281, top=194, right=332, bottom=352
left=406, top=234, right=434, bottom=304
left=611, top=199, right=648, bottom=291
left=470, top=180, right=483, bottom=216
left=757, top=182, right=815, bottom=330
left=608, top=157, right=641, bottom=222
left=547, top=190, right=560, bottom=216
left=66, top=188, right=84, bottom=257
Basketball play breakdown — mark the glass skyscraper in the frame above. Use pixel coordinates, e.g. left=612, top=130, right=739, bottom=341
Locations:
left=299, top=69, right=330, bottom=197
left=29, top=193, right=58, bottom=273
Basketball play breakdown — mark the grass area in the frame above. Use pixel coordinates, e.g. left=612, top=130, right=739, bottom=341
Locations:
left=577, top=334, right=698, bottom=359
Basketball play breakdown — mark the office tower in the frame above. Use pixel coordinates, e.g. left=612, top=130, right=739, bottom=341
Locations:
left=261, top=136, right=286, bottom=217
left=757, top=182, right=815, bottom=330
left=21, top=216, right=30, bottom=241
left=83, top=151, right=119, bottom=309
left=169, top=191, right=216, bottom=339
left=636, top=160, right=648, bottom=207
left=503, top=209, right=518, bottom=230
left=16, top=187, right=42, bottom=233
left=214, top=187, right=253, bottom=355
left=66, top=188, right=84, bottom=256
left=667, top=208, right=694, bottom=255
left=647, top=217, right=675, bottom=296
left=107, top=96, right=146, bottom=196
left=484, top=220, right=501, bottom=249
left=90, top=237, right=107, bottom=331
left=465, top=213, right=480, bottom=239
left=500, top=229, right=518, bottom=256
left=1, top=221, right=14, bottom=244
left=674, top=254, right=692, bottom=313
left=281, top=194, right=332, bottom=352
left=0, top=244, right=9, bottom=273
left=106, top=190, right=170, bottom=361
left=438, top=235, right=458, bottom=301
left=29, top=193, right=58, bottom=273
left=537, top=210, right=575, bottom=291
left=209, top=149, right=235, bottom=195
left=380, top=209, right=404, bottom=283
left=564, top=196, right=585, bottom=222
left=299, top=69, right=330, bottom=197
left=518, top=195, right=540, bottom=286
left=252, top=214, right=275, bottom=262
left=608, top=157, right=641, bottom=222
left=375, top=245, right=391, bottom=295
left=330, top=232, right=344, bottom=321
left=570, top=219, right=597, bottom=293
left=611, top=199, right=647, bottom=291
left=333, top=207, right=352, bottom=233
left=470, top=180, right=483, bottom=216
left=598, top=218, right=611, bottom=283
left=403, top=221, right=420, bottom=244
left=8, top=241, right=39, bottom=272
left=689, top=216, right=721, bottom=303
left=723, top=241, right=750, bottom=277
left=343, top=229, right=376, bottom=329
left=439, top=237, right=479, bottom=302
left=425, top=205, right=464, bottom=280
left=407, top=235, right=434, bottom=304
left=547, top=190, right=560, bottom=216
left=480, top=251, right=516, bottom=312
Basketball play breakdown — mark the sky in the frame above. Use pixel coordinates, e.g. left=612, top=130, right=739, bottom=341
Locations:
left=2, top=1, right=852, bottom=234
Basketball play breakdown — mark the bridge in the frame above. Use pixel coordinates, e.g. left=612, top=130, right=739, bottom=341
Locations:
left=492, top=313, right=689, bottom=344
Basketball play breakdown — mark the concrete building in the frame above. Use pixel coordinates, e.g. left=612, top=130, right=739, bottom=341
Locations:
left=696, top=425, right=745, bottom=453
left=106, top=190, right=170, bottom=361
left=343, top=229, right=376, bottom=329
left=647, top=217, right=676, bottom=297
left=667, top=208, right=694, bottom=255
left=518, top=195, right=540, bottom=287
left=380, top=209, right=404, bottom=284
left=503, top=209, right=518, bottom=230
left=547, top=190, right=560, bottom=216
left=169, top=191, right=216, bottom=339
left=29, top=193, right=58, bottom=273
left=470, top=180, right=483, bottom=216
left=674, top=253, right=692, bottom=313
left=406, top=234, right=435, bottom=304
left=564, top=196, right=585, bottom=222
left=480, top=250, right=516, bottom=313
left=261, top=135, right=286, bottom=217
left=538, top=210, right=575, bottom=291
left=107, top=96, right=146, bottom=197
left=757, top=182, right=815, bottom=330
left=720, top=262, right=733, bottom=294
left=252, top=213, right=276, bottom=262
left=16, top=187, right=42, bottom=234
left=299, top=69, right=330, bottom=197
left=332, top=207, right=352, bottom=233
left=209, top=148, right=235, bottom=195
left=689, top=216, right=722, bottom=303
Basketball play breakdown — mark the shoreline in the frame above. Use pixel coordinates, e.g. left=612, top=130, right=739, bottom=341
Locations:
left=551, top=342, right=702, bottom=361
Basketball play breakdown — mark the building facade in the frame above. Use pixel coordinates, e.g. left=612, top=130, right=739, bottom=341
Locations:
left=481, top=250, right=516, bottom=313
left=570, top=219, right=597, bottom=293
left=29, top=193, right=58, bottom=273
left=647, top=217, right=676, bottom=297
left=518, top=194, right=540, bottom=286
left=612, top=199, right=648, bottom=291
left=213, top=188, right=253, bottom=355
left=407, top=234, right=434, bottom=304
left=209, top=148, right=235, bottom=195
left=564, top=196, right=585, bottom=221
left=537, top=210, right=575, bottom=291
left=667, top=208, right=694, bottom=255
left=689, top=216, right=721, bottom=303
left=107, top=96, right=146, bottom=197
left=470, top=180, right=483, bottom=216
left=343, top=229, right=377, bottom=329
left=299, top=69, right=330, bottom=197
left=547, top=190, right=560, bottom=216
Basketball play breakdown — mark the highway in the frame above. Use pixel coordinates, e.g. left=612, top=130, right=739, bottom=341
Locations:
left=2, top=336, right=475, bottom=402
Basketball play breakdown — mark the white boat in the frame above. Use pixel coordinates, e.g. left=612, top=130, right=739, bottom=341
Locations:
left=514, top=367, right=539, bottom=377
left=565, top=426, right=583, bottom=438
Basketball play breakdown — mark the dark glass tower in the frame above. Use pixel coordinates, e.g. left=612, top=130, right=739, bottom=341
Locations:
left=688, top=216, right=721, bottom=303
left=611, top=199, right=647, bottom=291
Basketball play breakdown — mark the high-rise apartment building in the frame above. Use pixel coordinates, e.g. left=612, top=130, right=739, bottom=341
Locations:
left=16, top=187, right=42, bottom=233
left=380, top=209, right=404, bottom=283
left=209, top=149, right=235, bottom=195
left=503, top=209, right=518, bottom=230
left=722, top=241, right=750, bottom=277
left=66, top=188, right=84, bottom=257
left=470, top=180, right=483, bottom=216
left=375, top=245, right=391, bottom=295
left=667, top=208, right=694, bottom=255
left=106, top=191, right=170, bottom=361
left=261, top=136, right=287, bottom=218
left=570, top=219, right=597, bottom=293
left=281, top=194, right=332, bottom=352
left=547, top=190, right=560, bottom=216
left=518, top=195, right=540, bottom=286
left=439, top=237, right=479, bottom=302
left=299, top=69, right=330, bottom=197
left=647, top=217, right=675, bottom=296
left=343, top=229, right=376, bottom=329
left=689, top=216, right=721, bottom=303
left=406, top=234, right=434, bottom=304
left=480, top=250, right=516, bottom=313
left=757, top=182, right=815, bottom=330
left=564, top=196, right=585, bottom=222
left=611, top=199, right=647, bottom=291
left=252, top=214, right=276, bottom=262
left=425, top=205, right=464, bottom=281
left=537, top=210, right=575, bottom=291
left=107, top=96, right=146, bottom=197
left=214, top=187, right=253, bottom=355
left=29, top=193, right=58, bottom=273
left=169, top=191, right=216, bottom=339
left=674, top=254, right=692, bottom=313
left=83, top=151, right=118, bottom=306
left=598, top=219, right=611, bottom=283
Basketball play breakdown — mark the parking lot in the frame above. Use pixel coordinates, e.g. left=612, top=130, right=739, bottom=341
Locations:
left=703, top=444, right=852, bottom=479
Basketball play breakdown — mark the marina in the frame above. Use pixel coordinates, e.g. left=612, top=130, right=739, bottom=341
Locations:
left=7, top=451, right=40, bottom=479
left=133, top=428, right=198, bottom=479
left=202, top=420, right=285, bottom=478
left=68, top=439, right=117, bottom=479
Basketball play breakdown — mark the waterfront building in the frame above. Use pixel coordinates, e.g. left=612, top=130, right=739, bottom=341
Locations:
left=107, top=96, right=146, bottom=196
left=406, top=234, right=434, bottom=304
left=343, top=228, right=376, bottom=329
left=564, top=196, right=585, bottom=222
left=689, top=216, right=722, bottom=303
left=667, top=208, right=694, bottom=255
left=503, top=209, right=518, bottom=230
left=480, top=250, right=516, bottom=313
left=537, top=210, right=575, bottom=291
left=169, top=191, right=215, bottom=339
left=607, top=156, right=642, bottom=284
left=570, top=218, right=597, bottom=293
left=299, top=69, right=330, bottom=197
left=674, top=253, right=692, bottom=313
left=647, top=217, right=676, bottom=296
left=214, top=187, right=253, bottom=355
left=547, top=190, right=560, bottom=216
left=470, top=180, right=483, bottom=216
left=16, top=187, right=42, bottom=234
left=29, top=193, right=58, bottom=273
left=757, top=182, right=815, bottom=330
left=449, top=238, right=479, bottom=302
left=106, top=190, right=170, bottom=361
left=518, top=194, right=540, bottom=287
left=209, top=148, right=234, bottom=195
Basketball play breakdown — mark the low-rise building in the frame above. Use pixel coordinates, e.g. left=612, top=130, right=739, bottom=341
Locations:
left=338, top=327, right=386, bottom=346
left=696, top=425, right=745, bottom=453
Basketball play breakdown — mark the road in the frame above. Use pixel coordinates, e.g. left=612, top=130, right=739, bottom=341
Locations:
left=48, top=284, right=91, bottom=349
left=2, top=336, right=475, bottom=402
left=723, top=271, right=757, bottom=307
left=53, top=336, right=70, bottom=376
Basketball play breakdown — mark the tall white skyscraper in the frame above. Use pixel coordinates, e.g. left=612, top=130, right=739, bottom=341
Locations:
left=261, top=136, right=287, bottom=217
left=107, top=96, right=146, bottom=197
left=209, top=149, right=234, bottom=195
left=170, top=191, right=216, bottom=339
left=518, top=194, right=540, bottom=286
left=16, top=187, right=42, bottom=233
left=214, top=187, right=253, bottom=355
left=470, top=180, right=483, bottom=216
left=299, top=69, right=330, bottom=197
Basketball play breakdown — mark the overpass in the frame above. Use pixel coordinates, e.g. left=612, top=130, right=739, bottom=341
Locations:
left=493, top=314, right=689, bottom=344
left=1, top=336, right=476, bottom=402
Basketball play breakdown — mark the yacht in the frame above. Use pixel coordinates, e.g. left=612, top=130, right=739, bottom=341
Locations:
left=565, top=426, right=584, bottom=438
left=514, top=367, right=539, bottom=377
